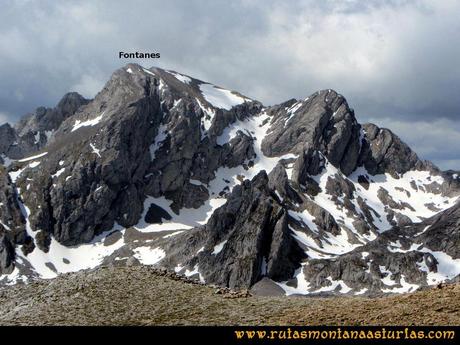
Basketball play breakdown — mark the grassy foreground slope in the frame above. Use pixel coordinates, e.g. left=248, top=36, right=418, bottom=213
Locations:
left=0, top=266, right=458, bottom=326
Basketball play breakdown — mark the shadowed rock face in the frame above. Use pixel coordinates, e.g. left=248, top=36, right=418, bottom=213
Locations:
left=418, top=202, right=460, bottom=258
left=0, top=233, right=15, bottom=275
left=161, top=171, right=306, bottom=289
left=358, top=123, right=431, bottom=177
left=262, top=90, right=362, bottom=176
left=0, top=124, right=16, bottom=156
left=0, top=166, right=29, bottom=274
left=0, top=167, right=26, bottom=238
left=1, top=93, right=89, bottom=162
left=1, top=63, right=459, bottom=294
left=15, top=92, right=90, bottom=138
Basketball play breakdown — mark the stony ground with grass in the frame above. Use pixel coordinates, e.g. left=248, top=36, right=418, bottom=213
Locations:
left=0, top=266, right=459, bottom=326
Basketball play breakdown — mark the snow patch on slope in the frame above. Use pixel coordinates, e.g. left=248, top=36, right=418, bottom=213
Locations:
left=18, top=152, right=48, bottom=162
left=212, top=240, right=227, bottom=255
left=134, top=195, right=226, bottom=233
left=349, top=167, right=458, bottom=224
left=90, top=143, right=101, bottom=158
left=199, top=83, right=248, bottom=110
left=169, top=71, right=192, bottom=84
left=51, top=167, right=65, bottom=179
left=14, top=198, right=125, bottom=280
left=196, top=98, right=216, bottom=138
left=150, top=123, right=169, bottom=160
left=276, top=265, right=311, bottom=295
left=133, top=247, right=165, bottom=265
left=72, top=112, right=105, bottom=132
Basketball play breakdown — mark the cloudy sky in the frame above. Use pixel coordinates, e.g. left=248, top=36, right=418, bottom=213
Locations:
left=1, top=0, right=459, bottom=170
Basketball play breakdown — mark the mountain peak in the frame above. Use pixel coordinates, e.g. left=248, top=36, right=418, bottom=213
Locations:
left=56, top=92, right=89, bottom=113
left=261, top=88, right=360, bottom=175
left=359, top=122, right=429, bottom=176
left=1, top=64, right=459, bottom=296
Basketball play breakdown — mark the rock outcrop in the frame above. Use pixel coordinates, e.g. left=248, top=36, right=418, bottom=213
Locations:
left=161, top=171, right=305, bottom=289
left=1, top=92, right=89, bottom=162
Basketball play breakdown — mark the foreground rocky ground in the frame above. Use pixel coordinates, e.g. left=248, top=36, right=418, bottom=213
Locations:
left=0, top=266, right=459, bottom=326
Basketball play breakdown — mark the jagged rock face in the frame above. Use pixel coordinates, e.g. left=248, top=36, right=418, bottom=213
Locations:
left=262, top=90, right=362, bottom=175
left=269, top=163, right=303, bottom=205
left=15, top=92, right=90, bottom=138
left=0, top=166, right=29, bottom=274
left=418, top=202, right=460, bottom=258
left=0, top=124, right=16, bottom=155
left=144, top=100, right=260, bottom=211
left=1, top=63, right=459, bottom=295
left=358, top=123, right=429, bottom=177
left=161, top=171, right=305, bottom=288
left=0, top=123, right=37, bottom=164
left=1, top=92, right=89, bottom=162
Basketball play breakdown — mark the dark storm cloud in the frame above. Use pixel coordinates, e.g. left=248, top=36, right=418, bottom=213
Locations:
left=0, top=0, right=459, bottom=169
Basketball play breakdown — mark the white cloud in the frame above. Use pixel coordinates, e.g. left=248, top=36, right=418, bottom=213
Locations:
left=71, top=74, right=105, bottom=99
left=253, top=1, right=460, bottom=109
left=1, top=1, right=459, bottom=113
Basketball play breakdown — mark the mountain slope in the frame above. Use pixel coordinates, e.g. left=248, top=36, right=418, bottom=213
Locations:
left=1, top=63, right=459, bottom=295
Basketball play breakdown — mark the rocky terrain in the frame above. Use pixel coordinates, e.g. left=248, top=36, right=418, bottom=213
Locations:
left=0, top=265, right=459, bottom=326
left=1, top=63, right=459, bottom=296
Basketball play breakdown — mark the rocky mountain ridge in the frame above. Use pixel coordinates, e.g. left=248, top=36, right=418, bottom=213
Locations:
left=1, top=63, right=459, bottom=296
